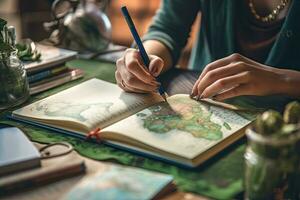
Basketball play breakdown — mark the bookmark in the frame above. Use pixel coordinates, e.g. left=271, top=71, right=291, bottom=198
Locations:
left=86, top=127, right=102, bottom=143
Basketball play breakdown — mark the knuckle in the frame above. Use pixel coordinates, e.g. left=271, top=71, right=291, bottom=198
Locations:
left=116, top=58, right=123, bottom=67
left=234, top=61, right=245, bottom=67
left=244, top=71, right=253, bottom=79
left=217, top=79, right=227, bottom=87
left=205, top=63, right=214, bottom=71
left=126, top=59, right=138, bottom=71
left=126, top=48, right=139, bottom=58
left=126, top=75, right=135, bottom=85
left=206, top=70, right=217, bottom=79
left=125, top=48, right=135, bottom=54
left=230, top=53, right=242, bottom=61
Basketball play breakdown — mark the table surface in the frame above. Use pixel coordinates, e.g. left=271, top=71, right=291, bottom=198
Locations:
left=1, top=142, right=208, bottom=200
left=0, top=59, right=250, bottom=200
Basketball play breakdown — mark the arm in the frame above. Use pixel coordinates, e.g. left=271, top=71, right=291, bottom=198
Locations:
left=191, top=53, right=300, bottom=100
left=143, top=0, right=200, bottom=68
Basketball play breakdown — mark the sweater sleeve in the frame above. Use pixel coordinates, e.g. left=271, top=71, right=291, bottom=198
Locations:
left=143, top=0, right=201, bottom=66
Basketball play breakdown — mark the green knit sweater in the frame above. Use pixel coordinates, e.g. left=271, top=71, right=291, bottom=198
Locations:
left=143, top=0, right=300, bottom=71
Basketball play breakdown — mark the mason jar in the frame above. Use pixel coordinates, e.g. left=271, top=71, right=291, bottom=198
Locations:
left=0, top=50, right=29, bottom=110
left=244, top=127, right=300, bottom=200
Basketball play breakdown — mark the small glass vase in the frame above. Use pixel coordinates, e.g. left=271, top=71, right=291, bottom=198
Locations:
left=0, top=50, right=29, bottom=110
left=244, top=127, right=300, bottom=200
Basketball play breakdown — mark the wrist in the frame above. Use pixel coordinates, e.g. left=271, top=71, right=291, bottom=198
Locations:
left=277, top=69, right=300, bottom=98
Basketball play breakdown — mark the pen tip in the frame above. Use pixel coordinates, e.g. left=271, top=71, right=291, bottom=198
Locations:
left=161, top=92, right=168, bottom=102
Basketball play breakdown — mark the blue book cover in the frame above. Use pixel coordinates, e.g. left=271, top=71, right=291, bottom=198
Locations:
left=0, top=126, right=41, bottom=175
left=63, top=165, right=174, bottom=200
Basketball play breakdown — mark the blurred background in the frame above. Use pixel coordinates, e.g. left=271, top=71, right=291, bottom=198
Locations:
left=0, top=0, right=200, bottom=68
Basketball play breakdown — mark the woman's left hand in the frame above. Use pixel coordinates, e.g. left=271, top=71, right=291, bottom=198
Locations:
left=191, top=53, right=286, bottom=101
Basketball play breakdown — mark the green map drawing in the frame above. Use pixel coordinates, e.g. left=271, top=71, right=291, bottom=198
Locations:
left=33, top=101, right=114, bottom=122
left=137, top=96, right=223, bottom=141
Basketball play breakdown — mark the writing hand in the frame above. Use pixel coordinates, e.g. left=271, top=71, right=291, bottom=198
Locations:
left=115, top=48, right=164, bottom=93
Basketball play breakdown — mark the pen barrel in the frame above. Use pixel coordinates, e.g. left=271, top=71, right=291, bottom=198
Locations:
left=121, top=6, right=167, bottom=98
left=121, top=6, right=150, bottom=67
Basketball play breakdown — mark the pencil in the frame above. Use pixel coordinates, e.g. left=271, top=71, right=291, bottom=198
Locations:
left=121, top=6, right=168, bottom=101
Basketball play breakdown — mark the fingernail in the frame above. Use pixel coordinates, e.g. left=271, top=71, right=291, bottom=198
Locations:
left=153, top=86, right=159, bottom=92
left=152, top=81, right=160, bottom=86
left=153, top=71, right=160, bottom=77
left=150, top=65, right=156, bottom=74
left=191, top=90, right=197, bottom=97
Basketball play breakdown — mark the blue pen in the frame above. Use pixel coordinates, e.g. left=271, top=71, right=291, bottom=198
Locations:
left=121, top=6, right=167, bottom=101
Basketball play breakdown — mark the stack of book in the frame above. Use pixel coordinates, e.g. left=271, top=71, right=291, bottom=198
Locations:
left=24, top=44, right=84, bottom=95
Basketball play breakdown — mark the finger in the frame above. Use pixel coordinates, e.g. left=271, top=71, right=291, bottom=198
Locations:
left=191, top=59, right=234, bottom=97
left=196, top=62, right=249, bottom=96
left=122, top=82, right=152, bottom=93
left=199, top=54, right=245, bottom=81
left=149, top=55, right=164, bottom=77
left=124, top=49, right=155, bottom=84
left=121, top=78, right=157, bottom=94
left=115, top=70, right=129, bottom=92
left=120, top=67, right=159, bottom=92
left=200, top=71, right=252, bottom=99
left=116, top=58, right=134, bottom=92
left=214, top=84, right=253, bottom=101
left=116, top=70, right=156, bottom=93
left=117, top=55, right=159, bottom=88
left=191, top=54, right=248, bottom=96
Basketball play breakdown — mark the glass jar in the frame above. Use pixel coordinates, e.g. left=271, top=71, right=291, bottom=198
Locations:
left=244, top=128, right=300, bottom=200
left=0, top=50, right=29, bottom=110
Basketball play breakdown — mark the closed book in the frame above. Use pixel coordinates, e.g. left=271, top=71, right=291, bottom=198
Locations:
left=29, top=68, right=84, bottom=95
left=27, top=65, right=68, bottom=83
left=24, top=44, right=77, bottom=74
left=0, top=126, right=41, bottom=176
left=63, top=165, right=174, bottom=200
left=0, top=146, right=86, bottom=196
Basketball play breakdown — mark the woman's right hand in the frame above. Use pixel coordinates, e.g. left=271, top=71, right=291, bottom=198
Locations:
left=115, top=48, right=164, bottom=93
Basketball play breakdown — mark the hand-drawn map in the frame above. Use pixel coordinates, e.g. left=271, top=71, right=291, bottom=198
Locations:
left=136, top=95, right=251, bottom=141
left=32, top=101, right=114, bottom=123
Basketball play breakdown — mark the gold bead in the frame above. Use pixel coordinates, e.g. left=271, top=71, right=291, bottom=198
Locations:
left=248, top=0, right=288, bottom=23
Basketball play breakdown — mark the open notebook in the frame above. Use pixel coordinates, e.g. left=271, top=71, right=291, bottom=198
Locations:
left=11, top=79, right=255, bottom=168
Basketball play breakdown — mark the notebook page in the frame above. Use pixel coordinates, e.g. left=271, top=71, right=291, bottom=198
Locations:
left=13, top=79, right=164, bottom=131
left=102, top=94, right=253, bottom=159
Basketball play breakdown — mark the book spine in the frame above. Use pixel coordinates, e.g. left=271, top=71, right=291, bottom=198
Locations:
left=29, top=69, right=84, bottom=95
left=0, top=161, right=86, bottom=196
left=27, top=66, right=67, bottom=83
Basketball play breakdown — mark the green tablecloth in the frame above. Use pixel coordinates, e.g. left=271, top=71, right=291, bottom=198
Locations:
left=0, top=59, right=247, bottom=200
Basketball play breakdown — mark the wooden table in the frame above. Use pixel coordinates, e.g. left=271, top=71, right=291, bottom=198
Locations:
left=1, top=143, right=208, bottom=200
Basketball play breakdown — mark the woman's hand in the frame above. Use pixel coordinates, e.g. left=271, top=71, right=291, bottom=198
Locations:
left=191, top=53, right=287, bottom=101
left=115, top=48, right=164, bottom=93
